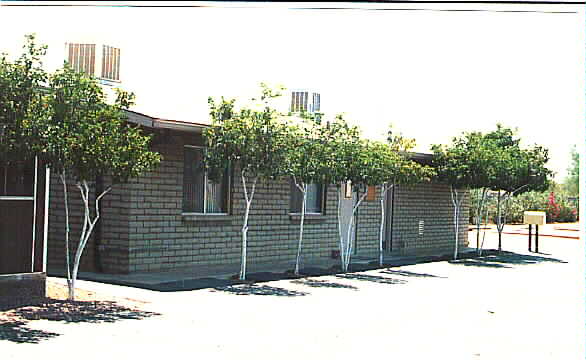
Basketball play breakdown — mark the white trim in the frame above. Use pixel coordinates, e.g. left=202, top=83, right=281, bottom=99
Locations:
left=154, top=119, right=204, bottom=133
left=43, top=167, right=50, bottom=273
left=181, top=212, right=228, bottom=216
left=288, top=212, right=323, bottom=216
left=31, top=157, right=38, bottom=272
left=0, top=196, right=34, bottom=201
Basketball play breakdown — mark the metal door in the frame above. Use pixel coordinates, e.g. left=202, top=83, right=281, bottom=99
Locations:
left=0, top=159, right=46, bottom=274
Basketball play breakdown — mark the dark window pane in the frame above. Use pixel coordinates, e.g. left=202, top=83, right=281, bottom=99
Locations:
left=290, top=180, right=302, bottom=213
left=183, top=148, right=204, bottom=212
left=0, top=161, right=34, bottom=197
left=306, top=183, right=322, bottom=213
left=290, top=180, right=323, bottom=214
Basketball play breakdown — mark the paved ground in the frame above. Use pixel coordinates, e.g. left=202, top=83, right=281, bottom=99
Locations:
left=2, top=223, right=583, bottom=359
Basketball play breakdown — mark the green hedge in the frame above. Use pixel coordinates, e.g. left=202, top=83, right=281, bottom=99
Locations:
left=470, top=190, right=578, bottom=224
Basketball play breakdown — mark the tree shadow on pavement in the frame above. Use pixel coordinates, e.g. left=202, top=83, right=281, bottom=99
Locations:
left=0, top=320, right=60, bottom=344
left=290, top=278, right=359, bottom=290
left=448, top=259, right=512, bottom=268
left=1, top=299, right=159, bottom=344
left=449, top=251, right=568, bottom=269
left=335, top=273, right=407, bottom=285
left=13, top=300, right=160, bottom=324
left=379, top=269, right=447, bottom=278
left=211, top=284, right=309, bottom=297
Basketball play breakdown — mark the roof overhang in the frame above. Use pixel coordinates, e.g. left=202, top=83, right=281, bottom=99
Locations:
left=124, top=110, right=207, bottom=134
left=407, top=152, right=434, bottom=164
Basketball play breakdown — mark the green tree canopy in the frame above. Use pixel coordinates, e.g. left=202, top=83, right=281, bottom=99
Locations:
left=37, top=65, right=161, bottom=183
left=0, top=34, right=49, bottom=164
left=563, top=145, right=579, bottom=198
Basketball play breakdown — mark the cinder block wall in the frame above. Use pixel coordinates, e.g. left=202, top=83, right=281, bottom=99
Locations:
left=125, top=133, right=340, bottom=273
left=47, top=128, right=471, bottom=275
left=355, top=188, right=382, bottom=256
left=48, top=174, right=97, bottom=273
left=390, top=183, right=470, bottom=256
left=48, top=174, right=131, bottom=275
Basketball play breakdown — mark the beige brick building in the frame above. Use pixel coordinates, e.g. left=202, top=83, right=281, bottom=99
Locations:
left=47, top=111, right=469, bottom=276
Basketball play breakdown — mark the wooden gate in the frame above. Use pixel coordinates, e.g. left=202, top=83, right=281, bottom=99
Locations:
left=0, top=159, right=47, bottom=275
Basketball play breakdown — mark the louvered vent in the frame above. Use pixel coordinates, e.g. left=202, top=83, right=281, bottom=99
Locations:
left=291, top=90, right=320, bottom=113
left=66, top=43, right=121, bottom=82
left=418, top=220, right=425, bottom=236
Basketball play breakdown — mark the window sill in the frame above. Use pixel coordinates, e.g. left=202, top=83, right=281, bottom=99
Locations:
left=288, top=213, right=328, bottom=222
left=181, top=213, right=237, bottom=222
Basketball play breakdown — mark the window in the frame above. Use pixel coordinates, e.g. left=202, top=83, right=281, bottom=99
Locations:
left=0, top=161, right=34, bottom=197
left=101, top=45, right=120, bottom=81
left=183, top=146, right=230, bottom=214
left=290, top=181, right=325, bottom=214
left=67, top=43, right=96, bottom=76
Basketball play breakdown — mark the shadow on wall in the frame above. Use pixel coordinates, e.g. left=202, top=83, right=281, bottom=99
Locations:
left=0, top=299, right=160, bottom=344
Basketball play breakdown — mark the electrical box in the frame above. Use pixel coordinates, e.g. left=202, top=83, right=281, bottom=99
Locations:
left=523, top=211, right=546, bottom=225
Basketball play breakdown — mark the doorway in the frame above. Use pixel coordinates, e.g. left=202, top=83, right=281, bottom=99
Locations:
left=339, top=181, right=357, bottom=254
left=0, top=159, right=47, bottom=274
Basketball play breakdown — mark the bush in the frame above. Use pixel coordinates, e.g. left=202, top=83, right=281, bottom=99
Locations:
left=469, top=189, right=578, bottom=224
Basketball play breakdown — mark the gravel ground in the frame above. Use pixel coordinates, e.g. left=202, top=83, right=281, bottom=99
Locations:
left=1, top=224, right=583, bottom=359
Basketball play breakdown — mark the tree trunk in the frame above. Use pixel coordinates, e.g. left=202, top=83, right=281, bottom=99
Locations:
left=344, top=189, right=368, bottom=271
left=337, top=186, right=346, bottom=269
left=479, top=200, right=490, bottom=256
left=496, top=190, right=502, bottom=251
left=64, top=178, right=111, bottom=301
left=294, top=182, right=307, bottom=275
left=379, top=183, right=392, bottom=267
left=450, top=185, right=463, bottom=260
left=240, top=172, right=257, bottom=281
left=60, top=172, right=73, bottom=300
left=475, top=188, right=487, bottom=255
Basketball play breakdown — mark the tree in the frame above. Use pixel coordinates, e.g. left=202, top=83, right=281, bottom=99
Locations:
left=434, top=124, right=552, bottom=258
left=563, top=145, right=579, bottom=198
left=374, top=126, right=435, bottom=266
left=284, top=114, right=337, bottom=275
left=205, top=84, right=294, bottom=280
left=316, top=116, right=370, bottom=272
left=0, top=34, right=48, bottom=165
left=485, top=126, right=552, bottom=250
left=39, top=65, right=161, bottom=300
left=431, top=131, right=498, bottom=260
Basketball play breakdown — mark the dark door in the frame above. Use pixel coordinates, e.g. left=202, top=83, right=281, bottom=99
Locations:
left=0, top=200, right=33, bottom=273
left=0, top=160, right=45, bottom=274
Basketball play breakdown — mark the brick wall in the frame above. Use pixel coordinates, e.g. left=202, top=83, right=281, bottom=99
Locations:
left=48, top=174, right=131, bottom=274
left=125, top=133, right=340, bottom=273
left=390, top=183, right=470, bottom=256
left=47, top=129, right=471, bottom=275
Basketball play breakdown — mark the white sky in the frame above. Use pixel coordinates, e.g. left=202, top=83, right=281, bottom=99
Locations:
left=0, top=1, right=583, bottom=182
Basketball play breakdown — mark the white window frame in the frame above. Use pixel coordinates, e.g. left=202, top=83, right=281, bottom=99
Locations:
left=182, top=145, right=230, bottom=216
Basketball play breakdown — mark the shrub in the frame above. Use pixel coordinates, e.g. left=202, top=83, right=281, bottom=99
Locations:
left=471, top=189, right=578, bottom=224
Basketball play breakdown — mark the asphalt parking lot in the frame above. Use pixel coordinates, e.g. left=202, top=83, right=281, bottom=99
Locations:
left=2, top=223, right=583, bottom=360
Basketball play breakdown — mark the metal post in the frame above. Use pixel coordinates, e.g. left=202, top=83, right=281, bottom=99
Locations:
left=528, top=224, right=532, bottom=252
left=535, top=225, right=539, bottom=253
